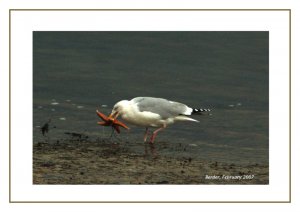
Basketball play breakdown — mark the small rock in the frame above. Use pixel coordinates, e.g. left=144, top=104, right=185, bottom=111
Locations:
left=189, top=144, right=197, bottom=147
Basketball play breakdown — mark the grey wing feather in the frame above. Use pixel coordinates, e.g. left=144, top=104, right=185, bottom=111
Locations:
left=133, top=97, right=188, bottom=119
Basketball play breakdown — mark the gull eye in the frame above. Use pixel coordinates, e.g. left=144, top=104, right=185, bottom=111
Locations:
left=114, top=106, right=119, bottom=111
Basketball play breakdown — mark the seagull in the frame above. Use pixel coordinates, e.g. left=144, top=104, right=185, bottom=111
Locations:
left=109, top=97, right=210, bottom=143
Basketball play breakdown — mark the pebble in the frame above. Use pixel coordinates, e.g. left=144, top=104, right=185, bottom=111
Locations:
left=59, top=117, right=66, bottom=121
left=101, top=105, right=108, bottom=108
left=77, top=105, right=84, bottom=109
left=189, top=144, right=198, bottom=147
left=228, top=104, right=235, bottom=107
left=51, top=102, right=59, bottom=105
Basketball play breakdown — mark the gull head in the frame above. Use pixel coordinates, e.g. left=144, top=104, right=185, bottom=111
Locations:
left=109, top=100, right=130, bottom=120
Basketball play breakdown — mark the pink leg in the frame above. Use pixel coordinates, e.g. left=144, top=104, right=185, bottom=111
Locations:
left=144, top=128, right=149, bottom=142
left=150, top=126, right=166, bottom=143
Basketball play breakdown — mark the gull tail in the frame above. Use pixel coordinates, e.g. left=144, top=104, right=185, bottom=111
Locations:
left=192, top=108, right=211, bottom=115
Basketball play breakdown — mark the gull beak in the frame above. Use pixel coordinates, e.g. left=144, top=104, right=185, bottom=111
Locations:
left=108, top=111, right=119, bottom=120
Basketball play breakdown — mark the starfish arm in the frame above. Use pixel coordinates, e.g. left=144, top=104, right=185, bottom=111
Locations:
left=113, top=125, right=121, bottom=134
left=96, top=110, right=109, bottom=122
left=113, top=119, right=130, bottom=130
left=97, top=121, right=111, bottom=126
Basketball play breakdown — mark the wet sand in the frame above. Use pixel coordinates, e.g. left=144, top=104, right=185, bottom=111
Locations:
left=33, top=139, right=268, bottom=184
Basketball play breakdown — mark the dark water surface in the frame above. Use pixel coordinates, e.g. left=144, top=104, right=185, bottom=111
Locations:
left=33, top=31, right=268, bottom=165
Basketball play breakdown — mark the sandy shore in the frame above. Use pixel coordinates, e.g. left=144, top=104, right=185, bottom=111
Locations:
left=33, top=140, right=268, bottom=184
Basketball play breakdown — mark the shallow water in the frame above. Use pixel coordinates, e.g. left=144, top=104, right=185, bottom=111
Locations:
left=33, top=31, right=269, bottom=165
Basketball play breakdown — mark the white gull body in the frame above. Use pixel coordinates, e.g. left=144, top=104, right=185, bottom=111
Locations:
left=110, top=97, right=210, bottom=143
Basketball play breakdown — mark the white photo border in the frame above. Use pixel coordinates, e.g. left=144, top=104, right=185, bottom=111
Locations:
left=9, top=9, right=291, bottom=203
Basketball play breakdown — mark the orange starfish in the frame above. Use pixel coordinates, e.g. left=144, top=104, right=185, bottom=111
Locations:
left=96, top=110, right=129, bottom=134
